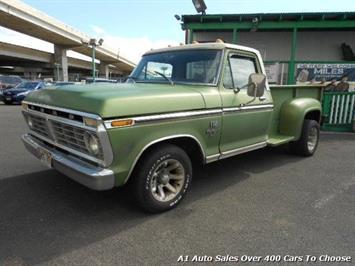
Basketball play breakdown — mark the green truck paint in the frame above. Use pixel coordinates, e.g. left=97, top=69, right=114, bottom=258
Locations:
left=21, top=43, right=322, bottom=212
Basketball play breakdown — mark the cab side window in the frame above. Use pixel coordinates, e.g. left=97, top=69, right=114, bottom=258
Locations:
left=223, top=54, right=257, bottom=89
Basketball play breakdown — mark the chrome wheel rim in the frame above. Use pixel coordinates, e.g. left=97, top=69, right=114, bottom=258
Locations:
left=150, top=159, right=185, bottom=202
left=307, top=127, right=318, bottom=151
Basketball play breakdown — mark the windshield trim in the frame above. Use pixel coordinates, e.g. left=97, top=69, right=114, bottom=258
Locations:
left=131, top=49, right=224, bottom=87
left=215, top=49, right=225, bottom=87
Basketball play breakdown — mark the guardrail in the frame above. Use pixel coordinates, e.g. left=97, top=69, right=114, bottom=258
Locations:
left=321, top=91, right=355, bottom=132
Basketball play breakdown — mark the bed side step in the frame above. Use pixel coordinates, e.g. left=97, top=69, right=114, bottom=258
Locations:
left=267, top=135, right=295, bottom=146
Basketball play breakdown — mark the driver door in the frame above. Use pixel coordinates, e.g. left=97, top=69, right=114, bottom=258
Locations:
left=219, top=51, right=273, bottom=156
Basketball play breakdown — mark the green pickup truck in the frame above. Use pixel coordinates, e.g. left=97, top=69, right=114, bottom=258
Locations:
left=21, top=42, right=322, bottom=212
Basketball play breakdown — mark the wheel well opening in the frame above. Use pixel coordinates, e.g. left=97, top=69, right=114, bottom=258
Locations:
left=166, top=137, right=205, bottom=165
left=305, top=110, right=321, bottom=123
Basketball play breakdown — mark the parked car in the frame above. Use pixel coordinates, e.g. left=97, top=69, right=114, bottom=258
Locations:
left=0, top=75, right=24, bottom=102
left=21, top=42, right=322, bottom=213
left=53, top=81, right=76, bottom=87
left=0, top=75, right=23, bottom=90
left=3, top=81, right=45, bottom=104
left=84, top=78, right=117, bottom=84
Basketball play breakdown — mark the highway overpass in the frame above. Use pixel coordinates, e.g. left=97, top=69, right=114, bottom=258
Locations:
left=0, top=41, right=124, bottom=80
left=0, top=0, right=135, bottom=81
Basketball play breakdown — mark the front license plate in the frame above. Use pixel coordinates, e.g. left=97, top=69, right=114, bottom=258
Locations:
left=5, top=97, right=11, bottom=101
left=37, top=147, right=52, bottom=168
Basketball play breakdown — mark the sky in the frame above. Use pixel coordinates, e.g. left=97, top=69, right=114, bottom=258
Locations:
left=1, top=0, right=355, bottom=63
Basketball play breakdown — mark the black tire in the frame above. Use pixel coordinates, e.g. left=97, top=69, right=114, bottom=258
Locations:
left=4, top=100, right=12, bottom=105
left=288, top=119, right=320, bottom=156
left=130, top=144, right=192, bottom=213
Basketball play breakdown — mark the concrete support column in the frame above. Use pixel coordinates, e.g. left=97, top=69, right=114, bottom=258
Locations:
left=99, top=62, right=110, bottom=79
left=23, top=71, right=31, bottom=80
left=53, top=45, right=68, bottom=81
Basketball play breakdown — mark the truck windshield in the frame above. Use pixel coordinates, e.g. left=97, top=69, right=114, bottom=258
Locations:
left=129, top=49, right=222, bottom=85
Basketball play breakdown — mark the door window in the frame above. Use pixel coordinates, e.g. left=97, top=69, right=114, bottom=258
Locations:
left=224, top=55, right=257, bottom=89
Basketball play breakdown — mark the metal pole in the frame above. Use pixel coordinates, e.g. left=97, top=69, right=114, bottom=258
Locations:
left=56, top=65, right=60, bottom=81
left=287, top=28, right=297, bottom=85
left=92, top=44, right=96, bottom=82
left=188, top=29, right=194, bottom=44
left=232, top=28, right=238, bottom=44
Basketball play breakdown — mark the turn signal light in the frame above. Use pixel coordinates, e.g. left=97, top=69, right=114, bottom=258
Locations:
left=111, top=119, right=134, bottom=128
left=22, top=103, right=28, bottom=110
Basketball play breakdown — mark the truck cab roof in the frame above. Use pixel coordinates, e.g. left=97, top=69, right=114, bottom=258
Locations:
left=144, top=42, right=261, bottom=57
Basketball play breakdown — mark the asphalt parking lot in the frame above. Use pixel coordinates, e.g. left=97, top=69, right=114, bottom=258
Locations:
left=0, top=103, right=354, bottom=265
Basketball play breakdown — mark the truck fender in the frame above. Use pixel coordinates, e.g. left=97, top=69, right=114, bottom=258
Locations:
left=279, top=98, right=321, bottom=140
left=123, top=134, right=206, bottom=184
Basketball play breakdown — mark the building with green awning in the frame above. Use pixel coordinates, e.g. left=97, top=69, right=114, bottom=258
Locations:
left=181, top=12, right=355, bottom=85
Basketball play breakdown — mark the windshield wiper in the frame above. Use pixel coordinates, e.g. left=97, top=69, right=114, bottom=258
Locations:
left=154, top=71, right=174, bottom=85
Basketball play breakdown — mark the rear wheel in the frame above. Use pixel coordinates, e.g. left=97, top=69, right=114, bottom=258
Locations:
left=289, top=119, right=320, bottom=156
left=131, top=144, right=192, bottom=213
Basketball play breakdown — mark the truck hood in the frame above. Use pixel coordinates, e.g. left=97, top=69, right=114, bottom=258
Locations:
left=24, top=83, right=206, bottom=118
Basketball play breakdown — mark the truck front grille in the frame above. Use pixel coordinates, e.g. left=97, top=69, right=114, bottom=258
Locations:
left=51, top=121, right=89, bottom=154
left=24, top=111, right=103, bottom=161
left=27, top=114, right=50, bottom=138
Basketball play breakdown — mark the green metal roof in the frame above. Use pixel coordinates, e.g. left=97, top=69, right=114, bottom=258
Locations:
left=182, top=12, right=355, bottom=30
left=182, top=12, right=355, bottom=23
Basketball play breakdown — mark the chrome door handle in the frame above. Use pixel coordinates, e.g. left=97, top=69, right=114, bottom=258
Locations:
left=259, top=96, right=266, bottom=101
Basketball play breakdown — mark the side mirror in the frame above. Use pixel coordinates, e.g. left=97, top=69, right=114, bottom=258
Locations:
left=247, top=73, right=266, bottom=98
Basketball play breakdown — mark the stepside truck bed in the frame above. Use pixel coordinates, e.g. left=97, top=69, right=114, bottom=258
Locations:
left=267, top=85, right=324, bottom=146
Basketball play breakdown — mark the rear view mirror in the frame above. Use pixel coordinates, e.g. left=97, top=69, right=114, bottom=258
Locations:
left=247, top=73, right=266, bottom=98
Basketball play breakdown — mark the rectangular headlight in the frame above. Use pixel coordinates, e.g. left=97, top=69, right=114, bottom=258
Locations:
left=83, top=117, right=98, bottom=128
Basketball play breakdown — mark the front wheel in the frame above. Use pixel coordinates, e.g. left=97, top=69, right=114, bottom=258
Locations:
left=131, top=144, right=192, bottom=213
left=289, top=119, right=320, bottom=156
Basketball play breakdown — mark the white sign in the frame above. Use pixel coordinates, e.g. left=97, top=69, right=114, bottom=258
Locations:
left=265, top=63, right=280, bottom=84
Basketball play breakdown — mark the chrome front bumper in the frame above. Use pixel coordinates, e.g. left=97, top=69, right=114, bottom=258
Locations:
left=22, top=134, right=115, bottom=191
